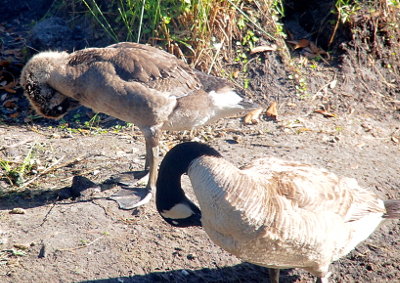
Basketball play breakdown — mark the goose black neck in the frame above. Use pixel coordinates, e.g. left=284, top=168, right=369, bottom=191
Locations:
left=156, top=142, right=222, bottom=219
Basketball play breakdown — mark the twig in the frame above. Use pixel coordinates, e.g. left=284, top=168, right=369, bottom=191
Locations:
left=328, top=11, right=341, bottom=48
left=57, top=236, right=104, bottom=252
left=0, top=139, right=34, bottom=151
left=208, top=38, right=225, bottom=75
left=367, top=55, right=397, bottom=89
left=92, top=200, right=137, bottom=224
left=19, top=156, right=65, bottom=189
left=39, top=203, right=57, bottom=227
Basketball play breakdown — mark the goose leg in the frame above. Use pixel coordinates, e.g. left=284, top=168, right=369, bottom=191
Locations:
left=268, top=268, right=280, bottom=283
left=146, top=143, right=158, bottom=193
left=107, top=140, right=156, bottom=209
left=316, top=271, right=331, bottom=283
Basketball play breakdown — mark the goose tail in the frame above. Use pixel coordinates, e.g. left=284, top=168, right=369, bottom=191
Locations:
left=383, top=200, right=400, bottom=219
left=239, top=98, right=260, bottom=110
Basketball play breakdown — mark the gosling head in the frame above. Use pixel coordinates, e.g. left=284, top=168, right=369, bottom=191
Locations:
left=21, top=52, right=80, bottom=119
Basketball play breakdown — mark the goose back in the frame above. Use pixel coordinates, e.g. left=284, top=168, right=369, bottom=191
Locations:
left=185, top=152, right=386, bottom=274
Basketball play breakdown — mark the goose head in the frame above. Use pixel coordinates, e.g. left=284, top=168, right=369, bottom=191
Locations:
left=156, top=142, right=222, bottom=227
left=21, top=52, right=81, bottom=119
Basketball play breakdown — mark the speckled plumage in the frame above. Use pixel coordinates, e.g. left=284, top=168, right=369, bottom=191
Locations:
left=21, top=43, right=258, bottom=206
left=156, top=142, right=400, bottom=282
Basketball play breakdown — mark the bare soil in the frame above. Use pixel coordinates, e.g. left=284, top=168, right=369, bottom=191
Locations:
left=1, top=1, right=400, bottom=283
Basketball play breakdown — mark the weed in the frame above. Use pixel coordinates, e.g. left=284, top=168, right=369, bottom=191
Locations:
left=0, top=249, right=27, bottom=266
left=0, top=143, right=40, bottom=187
left=334, top=0, right=360, bottom=24
left=76, top=0, right=276, bottom=75
left=269, top=0, right=286, bottom=37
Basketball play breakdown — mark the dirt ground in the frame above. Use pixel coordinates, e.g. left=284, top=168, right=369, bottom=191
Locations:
left=1, top=1, right=400, bottom=283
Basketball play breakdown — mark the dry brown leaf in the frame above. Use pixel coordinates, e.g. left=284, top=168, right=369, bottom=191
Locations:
left=232, top=69, right=239, bottom=78
left=266, top=102, right=278, bottom=120
left=9, top=112, right=19, bottom=118
left=0, top=80, right=18, bottom=90
left=0, top=60, right=11, bottom=67
left=244, top=107, right=263, bottom=124
left=309, top=41, right=319, bottom=53
left=297, top=128, right=312, bottom=133
left=296, top=39, right=310, bottom=49
left=250, top=45, right=277, bottom=54
left=5, top=88, right=16, bottom=93
left=314, top=109, right=337, bottom=118
left=3, top=100, right=17, bottom=108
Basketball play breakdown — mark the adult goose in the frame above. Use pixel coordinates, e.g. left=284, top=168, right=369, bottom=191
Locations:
left=156, top=142, right=400, bottom=283
left=20, top=42, right=258, bottom=208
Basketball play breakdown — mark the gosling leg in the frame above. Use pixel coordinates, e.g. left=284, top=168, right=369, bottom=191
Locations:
left=268, top=268, right=280, bottom=283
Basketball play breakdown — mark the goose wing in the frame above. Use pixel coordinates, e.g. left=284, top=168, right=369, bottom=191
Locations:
left=67, top=42, right=201, bottom=98
left=243, top=157, right=385, bottom=222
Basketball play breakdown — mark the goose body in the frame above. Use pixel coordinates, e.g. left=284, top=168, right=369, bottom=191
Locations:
left=156, top=142, right=400, bottom=282
left=21, top=42, right=258, bottom=207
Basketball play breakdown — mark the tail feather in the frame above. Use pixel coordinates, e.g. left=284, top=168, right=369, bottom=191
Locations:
left=239, top=99, right=260, bottom=110
left=383, top=200, right=400, bottom=219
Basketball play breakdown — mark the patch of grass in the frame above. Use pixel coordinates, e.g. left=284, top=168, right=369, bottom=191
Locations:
left=0, top=143, right=39, bottom=187
left=0, top=249, right=27, bottom=266
left=75, top=0, right=277, bottom=75
left=334, top=0, right=360, bottom=24
left=288, top=61, right=310, bottom=99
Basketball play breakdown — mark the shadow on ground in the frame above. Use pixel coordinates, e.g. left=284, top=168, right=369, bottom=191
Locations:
left=79, top=263, right=300, bottom=283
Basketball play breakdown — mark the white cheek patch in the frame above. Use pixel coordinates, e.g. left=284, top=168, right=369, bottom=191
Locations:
left=161, top=203, right=194, bottom=219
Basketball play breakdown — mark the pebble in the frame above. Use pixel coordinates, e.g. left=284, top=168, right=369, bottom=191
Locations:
left=181, top=269, right=190, bottom=276
left=10, top=208, right=26, bottom=214
left=13, top=243, right=30, bottom=250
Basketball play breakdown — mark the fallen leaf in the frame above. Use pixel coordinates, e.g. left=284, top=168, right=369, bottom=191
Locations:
left=287, top=102, right=297, bottom=107
left=309, top=41, right=319, bottom=53
left=314, top=109, right=337, bottom=118
left=0, top=60, right=11, bottom=67
left=5, top=88, right=16, bottom=93
left=244, top=107, right=264, bottom=124
left=232, top=69, right=239, bottom=78
left=250, top=45, right=277, bottom=54
left=9, top=112, right=19, bottom=118
left=356, top=142, right=365, bottom=148
left=0, top=80, right=18, bottom=90
left=266, top=102, right=278, bottom=120
left=392, top=136, right=399, bottom=143
left=297, top=128, right=312, bottom=133
left=3, top=100, right=17, bottom=108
